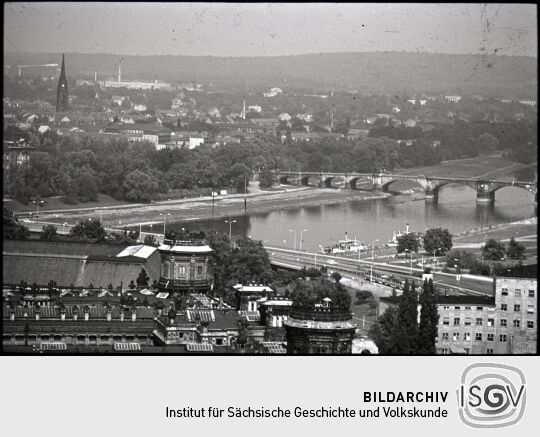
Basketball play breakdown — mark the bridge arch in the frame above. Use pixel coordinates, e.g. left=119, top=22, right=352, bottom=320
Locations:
left=381, top=178, right=425, bottom=193
left=278, top=175, right=290, bottom=185
left=431, top=181, right=477, bottom=200
left=489, top=184, right=537, bottom=202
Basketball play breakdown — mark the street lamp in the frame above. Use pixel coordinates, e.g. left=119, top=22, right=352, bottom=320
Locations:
left=225, top=219, right=237, bottom=240
left=159, top=213, right=171, bottom=235
left=405, top=249, right=413, bottom=275
left=32, top=199, right=44, bottom=218
left=299, top=229, right=308, bottom=251
left=289, top=229, right=297, bottom=251
left=370, top=239, right=379, bottom=282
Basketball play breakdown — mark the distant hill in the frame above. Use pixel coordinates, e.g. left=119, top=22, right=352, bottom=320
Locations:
left=4, top=51, right=537, bottom=96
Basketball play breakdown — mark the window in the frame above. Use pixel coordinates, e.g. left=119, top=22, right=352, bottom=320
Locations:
left=453, top=333, right=459, bottom=341
left=500, top=319, right=507, bottom=327
left=514, top=290, right=521, bottom=297
left=442, top=333, right=449, bottom=341
left=476, top=306, right=483, bottom=311
left=514, top=320, right=521, bottom=328
left=527, top=321, right=535, bottom=329
left=527, top=305, right=535, bottom=314
left=465, top=306, right=471, bottom=310
left=487, top=334, right=494, bottom=341
left=487, top=348, right=494, bottom=354
left=454, top=306, right=461, bottom=310
left=465, top=317, right=471, bottom=325
left=440, top=348, right=448, bottom=355
left=197, top=265, right=203, bottom=275
left=475, top=333, right=482, bottom=341
left=464, top=333, right=471, bottom=341
left=487, top=318, right=494, bottom=327
left=476, top=318, right=483, bottom=326
left=500, top=303, right=507, bottom=311
left=443, top=317, right=449, bottom=325
left=454, top=317, right=460, bottom=326
left=501, top=288, right=508, bottom=296
left=464, top=348, right=470, bottom=354
left=499, top=334, right=507, bottom=342
left=529, top=290, right=535, bottom=298
left=514, top=304, right=521, bottom=312
left=443, top=306, right=450, bottom=310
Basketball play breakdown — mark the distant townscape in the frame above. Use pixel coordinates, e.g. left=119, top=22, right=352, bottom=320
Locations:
left=2, top=51, right=537, bottom=355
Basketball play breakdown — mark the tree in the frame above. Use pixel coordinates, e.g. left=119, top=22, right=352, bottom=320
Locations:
left=445, top=249, right=478, bottom=269
left=478, top=132, right=499, bottom=155
left=397, top=232, right=420, bottom=253
left=258, top=168, right=274, bottom=189
left=290, top=277, right=351, bottom=310
left=209, top=234, right=275, bottom=302
left=482, top=239, right=506, bottom=261
left=3, top=208, right=30, bottom=240
left=386, top=279, right=419, bottom=354
left=506, top=237, right=526, bottom=260
left=123, top=169, right=159, bottom=202
left=40, top=224, right=58, bottom=241
left=417, top=279, right=439, bottom=354
left=422, top=228, right=453, bottom=255
left=70, top=219, right=106, bottom=242
left=330, top=271, right=342, bottom=283
left=369, top=306, right=399, bottom=354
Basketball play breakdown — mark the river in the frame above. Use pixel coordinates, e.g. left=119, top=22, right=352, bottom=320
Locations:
left=164, top=166, right=537, bottom=251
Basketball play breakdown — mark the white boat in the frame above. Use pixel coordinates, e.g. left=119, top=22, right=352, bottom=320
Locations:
left=385, top=224, right=410, bottom=247
left=324, top=233, right=367, bottom=254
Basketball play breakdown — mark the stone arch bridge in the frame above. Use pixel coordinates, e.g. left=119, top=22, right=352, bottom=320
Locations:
left=271, top=171, right=537, bottom=203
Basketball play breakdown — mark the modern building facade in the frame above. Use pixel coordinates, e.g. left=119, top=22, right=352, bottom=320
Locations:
left=379, top=277, right=537, bottom=355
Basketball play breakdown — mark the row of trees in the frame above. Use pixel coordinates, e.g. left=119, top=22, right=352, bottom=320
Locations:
left=369, top=279, right=439, bottom=354
left=10, top=115, right=535, bottom=205
left=370, top=119, right=537, bottom=162
left=396, top=228, right=453, bottom=255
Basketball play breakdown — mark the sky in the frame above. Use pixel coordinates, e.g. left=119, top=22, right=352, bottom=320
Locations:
left=4, top=3, right=538, bottom=57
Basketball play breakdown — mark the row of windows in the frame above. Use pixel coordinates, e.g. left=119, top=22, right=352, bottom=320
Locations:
left=439, top=348, right=498, bottom=355
left=500, top=304, right=535, bottom=313
left=500, top=288, right=535, bottom=298
left=440, top=332, right=511, bottom=342
left=162, top=264, right=204, bottom=278
left=443, top=316, right=535, bottom=326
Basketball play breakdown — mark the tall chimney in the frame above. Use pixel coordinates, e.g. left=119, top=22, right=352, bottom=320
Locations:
left=118, top=63, right=121, bottom=83
left=406, top=223, right=410, bottom=233
left=94, top=71, right=97, bottom=82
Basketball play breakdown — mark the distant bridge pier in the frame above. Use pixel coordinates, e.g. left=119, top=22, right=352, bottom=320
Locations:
left=424, top=188, right=438, bottom=202
left=476, top=182, right=495, bottom=204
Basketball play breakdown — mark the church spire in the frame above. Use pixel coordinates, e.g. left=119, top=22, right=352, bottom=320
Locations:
left=56, top=54, right=69, bottom=113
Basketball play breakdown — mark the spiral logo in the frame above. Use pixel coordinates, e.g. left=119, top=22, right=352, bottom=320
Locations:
left=457, top=363, right=526, bottom=428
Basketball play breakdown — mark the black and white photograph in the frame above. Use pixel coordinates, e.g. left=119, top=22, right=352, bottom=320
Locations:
left=2, top=2, right=537, bottom=356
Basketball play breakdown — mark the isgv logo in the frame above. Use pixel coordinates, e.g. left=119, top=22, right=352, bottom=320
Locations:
left=457, top=363, right=526, bottom=428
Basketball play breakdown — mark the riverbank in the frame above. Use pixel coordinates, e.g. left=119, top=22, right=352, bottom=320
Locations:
left=35, top=186, right=390, bottom=227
